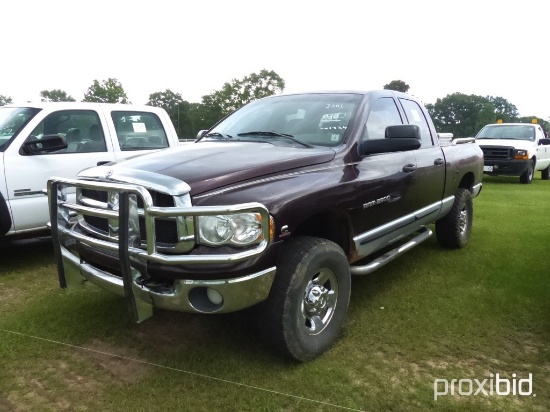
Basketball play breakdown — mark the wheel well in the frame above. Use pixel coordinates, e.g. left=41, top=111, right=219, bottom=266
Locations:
left=0, top=191, right=12, bottom=237
left=292, top=210, right=351, bottom=256
left=458, top=172, right=475, bottom=192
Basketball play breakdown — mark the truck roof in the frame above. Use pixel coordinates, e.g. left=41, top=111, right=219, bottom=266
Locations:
left=2, top=101, right=160, bottom=112
left=276, top=89, right=410, bottom=98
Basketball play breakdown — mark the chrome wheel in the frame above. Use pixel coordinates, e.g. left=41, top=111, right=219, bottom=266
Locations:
left=435, top=188, right=473, bottom=249
left=300, top=268, right=338, bottom=335
left=458, top=207, right=468, bottom=235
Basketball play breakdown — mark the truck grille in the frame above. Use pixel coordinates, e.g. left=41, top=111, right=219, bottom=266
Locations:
left=81, top=188, right=174, bottom=208
left=138, top=218, right=178, bottom=244
left=480, top=146, right=514, bottom=160
left=80, top=188, right=180, bottom=246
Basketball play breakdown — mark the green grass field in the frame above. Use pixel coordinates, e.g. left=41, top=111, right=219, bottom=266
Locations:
left=1, top=175, right=548, bottom=411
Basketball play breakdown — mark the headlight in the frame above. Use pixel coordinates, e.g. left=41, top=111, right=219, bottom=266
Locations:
left=514, top=149, right=528, bottom=160
left=198, top=213, right=263, bottom=246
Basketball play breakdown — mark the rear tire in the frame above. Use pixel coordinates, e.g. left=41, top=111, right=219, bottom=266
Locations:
left=258, top=236, right=351, bottom=362
left=541, top=165, right=550, bottom=180
left=435, top=188, right=473, bottom=249
left=520, top=160, right=534, bottom=184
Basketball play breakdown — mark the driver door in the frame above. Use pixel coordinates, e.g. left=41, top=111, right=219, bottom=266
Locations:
left=4, top=109, right=116, bottom=233
left=351, top=97, right=418, bottom=241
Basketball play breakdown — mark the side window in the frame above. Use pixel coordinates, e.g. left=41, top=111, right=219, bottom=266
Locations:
left=27, top=110, right=106, bottom=154
left=111, top=111, right=169, bottom=151
left=399, top=98, right=433, bottom=147
left=364, top=98, right=403, bottom=140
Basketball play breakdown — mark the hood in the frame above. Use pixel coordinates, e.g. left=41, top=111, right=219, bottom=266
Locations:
left=477, top=139, right=535, bottom=151
left=81, top=141, right=335, bottom=195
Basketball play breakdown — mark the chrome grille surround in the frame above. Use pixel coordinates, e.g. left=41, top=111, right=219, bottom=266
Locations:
left=77, top=186, right=193, bottom=253
left=48, top=173, right=271, bottom=265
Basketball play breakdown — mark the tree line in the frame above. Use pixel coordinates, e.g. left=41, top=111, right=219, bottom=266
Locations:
left=384, top=80, right=549, bottom=137
left=1, top=76, right=546, bottom=140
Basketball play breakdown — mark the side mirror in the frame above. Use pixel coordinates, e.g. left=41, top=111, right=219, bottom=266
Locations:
left=196, top=130, right=208, bottom=139
left=21, top=134, right=68, bottom=155
left=360, top=124, right=421, bottom=155
left=539, top=138, right=550, bottom=146
left=385, top=124, right=421, bottom=139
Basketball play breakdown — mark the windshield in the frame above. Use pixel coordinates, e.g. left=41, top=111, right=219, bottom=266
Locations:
left=203, top=93, right=363, bottom=147
left=476, top=124, right=535, bottom=141
left=0, top=107, right=41, bottom=152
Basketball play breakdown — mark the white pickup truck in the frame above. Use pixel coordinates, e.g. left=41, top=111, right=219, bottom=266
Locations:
left=475, top=122, right=550, bottom=183
left=0, top=102, right=180, bottom=239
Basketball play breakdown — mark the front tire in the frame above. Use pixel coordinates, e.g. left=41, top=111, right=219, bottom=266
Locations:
left=520, top=160, right=534, bottom=184
left=259, top=237, right=351, bottom=362
left=541, top=165, right=550, bottom=180
left=435, top=188, right=473, bottom=248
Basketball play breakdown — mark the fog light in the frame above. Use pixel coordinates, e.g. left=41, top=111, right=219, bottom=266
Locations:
left=206, top=288, right=223, bottom=305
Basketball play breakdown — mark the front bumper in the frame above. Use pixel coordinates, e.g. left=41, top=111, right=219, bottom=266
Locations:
left=48, top=176, right=275, bottom=322
left=60, top=244, right=276, bottom=319
left=483, top=159, right=529, bottom=176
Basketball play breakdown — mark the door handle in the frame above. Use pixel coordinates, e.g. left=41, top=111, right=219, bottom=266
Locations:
left=97, top=161, right=111, bottom=166
left=434, top=158, right=444, bottom=165
left=402, top=164, right=417, bottom=173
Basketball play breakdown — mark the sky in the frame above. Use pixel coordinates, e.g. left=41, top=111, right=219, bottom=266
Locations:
left=3, top=0, right=549, bottom=118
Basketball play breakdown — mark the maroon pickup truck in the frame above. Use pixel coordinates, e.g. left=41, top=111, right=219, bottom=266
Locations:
left=48, top=90, right=483, bottom=361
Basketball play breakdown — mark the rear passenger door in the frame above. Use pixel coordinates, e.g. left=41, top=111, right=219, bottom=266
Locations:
left=398, top=98, right=446, bottom=211
left=4, top=109, right=116, bottom=232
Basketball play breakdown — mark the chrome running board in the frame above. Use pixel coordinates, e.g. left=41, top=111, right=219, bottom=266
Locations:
left=350, top=226, right=432, bottom=275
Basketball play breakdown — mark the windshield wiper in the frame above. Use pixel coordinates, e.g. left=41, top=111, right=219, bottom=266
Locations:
left=203, top=132, right=233, bottom=140
left=237, top=131, right=314, bottom=148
